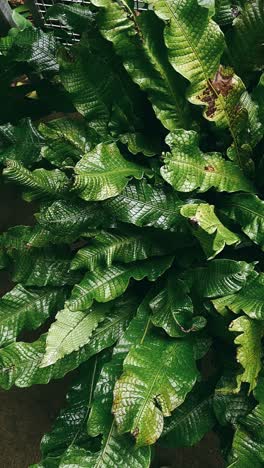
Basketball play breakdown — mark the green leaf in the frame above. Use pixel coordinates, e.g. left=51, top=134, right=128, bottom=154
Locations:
left=0, top=294, right=137, bottom=389
left=84, top=300, right=152, bottom=467
left=70, top=229, right=173, bottom=271
left=0, top=118, right=42, bottom=166
left=41, top=303, right=109, bottom=367
left=58, top=442, right=150, bottom=468
left=222, top=193, right=264, bottom=251
left=0, top=284, right=67, bottom=347
left=186, top=259, right=254, bottom=298
left=212, top=272, right=264, bottom=320
left=227, top=375, right=264, bottom=467
left=11, top=247, right=81, bottom=287
left=160, top=382, right=215, bottom=447
left=90, top=2, right=191, bottom=131
left=113, top=332, right=199, bottom=446
left=3, top=161, right=70, bottom=202
left=58, top=34, right=153, bottom=145
left=149, top=0, right=258, bottom=169
left=39, top=117, right=99, bottom=168
left=146, top=0, right=224, bottom=120
left=0, top=28, right=58, bottom=73
left=214, top=0, right=243, bottom=27
left=161, top=130, right=254, bottom=193
left=45, top=3, right=95, bottom=34
left=213, top=371, right=254, bottom=426
left=229, top=316, right=264, bottom=393
left=66, top=256, right=174, bottom=311
left=38, top=359, right=103, bottom=464
left=227, top=0, right=264, bottom=74
left=149, top=274, right=206, bottom=337
left=181, top=203, right=240, bottom=259
left=66, top=256, right=173, bottom=311
left=73, top=142, right=147, bottom=201
left=104, top=180, right=186, bottom=231
left=36, top=199, right=110, bottom=238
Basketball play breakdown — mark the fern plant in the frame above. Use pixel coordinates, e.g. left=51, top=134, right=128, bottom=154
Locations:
left=0, top=1, right=264, bottom=466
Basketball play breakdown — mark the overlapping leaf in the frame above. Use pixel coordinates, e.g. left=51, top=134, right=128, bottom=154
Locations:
left=0, top=284, right=67, bottom=347
left=11, top=247, right=81, bottom=287
left=36, top=199, right=110, bottom=238
left=229, top=316, right=264, bottom=393
left=149, top=273, right=206, bottom=337
left=90, top=1, right=190, bottom=131
left=35, top=359, right=102, bottom=467
left=0, top=118, right=42, bottom=166
left=181, top=203, right=240, bottom=258
left=113, top=332, right=199, bottom=446
left=3, top=160, right=70, bottom=202
left=161, top=382, right=215, bottom=447
left=222, top=193, right=264, bottom=250
left=227, top=0, right=264, bottom=74
left=228, top=376, right=264, bottom=467
left=104, top=180, right=187, bottom=231
left=149, top=0, right=260, bottom=169
left=41, top=303, right=108, bottom=367
left=73, top=142, right=147, bottom=201
left=70, top=229, right=173, bottom=271
left=66, top=256, right=173, bottom=311
left=186, top=259, right=254, bottom=298
left=0, top=294, right=136, bottom=389
left=161, top=131, right=254, bottom=193
left=39, top=117, right=99, bottom=168
left=212, top=271, right=264, bottom=320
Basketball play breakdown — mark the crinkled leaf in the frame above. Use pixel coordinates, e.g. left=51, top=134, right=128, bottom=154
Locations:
left=0, top=28, right=58, bottom=73
left=39, top=117, right=99, bottom=168
left=212, top=271, right=264, bottom=320
left=66, top=256, right=174, bottom=311
left=227, top=0, right=264, bottom=74
left=90, top=1, right=191, bottom=131
left=41, top=303, right=111, bottom=367
left=3, top=161, right=70, bottom=202
left=213, top=371, right=254, bottom=426
left=36, top=199, right=110, bottom=238
left=0, top=294, right=137, bottom=389
left=113, top=332, right=199, bottom=446
left=222, top=193, right=264, bottom=251
left=37, top=359, right=103, bottom=464
left=70, top=229, right=174, bottom=271
left=227, top=375, right=264, bottom=467
left=0, top=284, right=67, bottom=347
left=181, top=203, right=240, bottom=258
left=161, top=382, right=215, bottom=447
left=11, top=247, right=81, bottom=287
left=104, top=180, right=186, bottom=231
left=161, top=130, right=254, bottom=193
left=186, top=259, right=254, bottom=298
left=0, top=118, right=42, bottom=166
left=149, top=274, right=206, bottom=337
left=73, top=142, right=147, bottom=201
left=229, top=316, right=264, bottom=393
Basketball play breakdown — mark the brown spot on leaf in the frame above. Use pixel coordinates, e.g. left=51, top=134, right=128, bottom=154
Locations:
left=204, top=165, right=215, bottom=172
left=199, top=66, right=235, bottom=118
left=132, top=427, right=139, bottom=438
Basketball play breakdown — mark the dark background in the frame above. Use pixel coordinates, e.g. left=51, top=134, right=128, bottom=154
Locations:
left=0, top=182, right=225, bottom=467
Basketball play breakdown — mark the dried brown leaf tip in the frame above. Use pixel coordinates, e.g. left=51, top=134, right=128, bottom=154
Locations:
left=200, top=66, right=235, bottom=117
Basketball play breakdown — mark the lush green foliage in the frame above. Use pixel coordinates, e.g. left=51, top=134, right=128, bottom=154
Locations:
left=0, top=1, right=264, bottom=466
